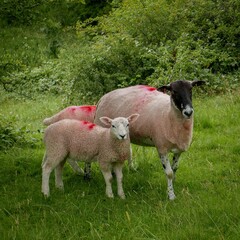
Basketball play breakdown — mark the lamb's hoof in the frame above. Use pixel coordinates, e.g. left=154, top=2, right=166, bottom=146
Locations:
left=42, top=192, right=50, bottom=199
left=119, top=194, right=126, bottom=200
left=56, top=185, right=64, bottom=191
left=106, top=193, right=114, bottom=199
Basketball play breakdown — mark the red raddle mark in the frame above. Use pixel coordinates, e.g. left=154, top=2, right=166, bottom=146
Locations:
left=68, top=106, right=77, bottom=112
left=138, top=85, right=156, bottom=91
left=81, top=121, right=96, bottom=130
left=79, top=105, right=96, bottom=113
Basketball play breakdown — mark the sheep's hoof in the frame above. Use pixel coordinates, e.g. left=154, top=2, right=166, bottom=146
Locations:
left=119, top=194, right=126, bottom=200
left=56, top=184, right=64, bottom=191
left=169, top=193, right=176, bottom=201
left=83, top=173, right=91, bottom=181
left=42, top=192, right=50, bottom=198
left=106, top=193, right=114, bottom=198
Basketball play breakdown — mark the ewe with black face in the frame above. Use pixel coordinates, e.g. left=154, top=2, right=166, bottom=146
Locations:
left=94, top=80, right=205, bottom=200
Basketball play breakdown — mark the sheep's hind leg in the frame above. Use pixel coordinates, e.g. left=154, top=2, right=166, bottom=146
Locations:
left=84, top=162, right=92, bottom=180
left=128, top=146, right=137, bottom=171
left=113, top=163, right=125, bottom=199
left=160, top=154, right=176, bottom=200
left=55, top=159, right=66, bottom=190
left=42, top=158, right=53, bottom=198
left=171, top=152, right=181, bottom=181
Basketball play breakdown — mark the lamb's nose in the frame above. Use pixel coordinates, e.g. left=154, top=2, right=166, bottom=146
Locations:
left=119, top=134, right=126, bottom=139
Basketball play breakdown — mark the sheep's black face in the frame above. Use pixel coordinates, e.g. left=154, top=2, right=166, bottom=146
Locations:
left=158, top=80, right=205, bottom=119
left=170, top=81, right=193, bottom=118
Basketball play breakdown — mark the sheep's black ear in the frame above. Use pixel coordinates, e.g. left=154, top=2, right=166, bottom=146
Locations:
left=191, top=80, right=206, bottom=87
left=157, top=84, right=171, bottom=93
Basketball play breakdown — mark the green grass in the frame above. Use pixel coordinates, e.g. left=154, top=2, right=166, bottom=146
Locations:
left=0, top=91, right=240, bottom=240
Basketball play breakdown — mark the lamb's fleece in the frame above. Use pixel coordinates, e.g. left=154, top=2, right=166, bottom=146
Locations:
left=42, top=114, right=139, bottom=198
left=43, top=105, right=96, bottom=175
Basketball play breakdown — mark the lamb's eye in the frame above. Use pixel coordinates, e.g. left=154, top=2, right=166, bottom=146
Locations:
left=112, top=125, right=116, bottom=128
left=126, top=124, right=129, bottom=127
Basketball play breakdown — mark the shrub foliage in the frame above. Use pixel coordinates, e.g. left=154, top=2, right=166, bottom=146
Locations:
left=0, top=0, right=239, bottom=103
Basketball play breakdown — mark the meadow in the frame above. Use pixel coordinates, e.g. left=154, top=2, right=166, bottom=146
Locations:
left=0, top=90, right=239, bottom=240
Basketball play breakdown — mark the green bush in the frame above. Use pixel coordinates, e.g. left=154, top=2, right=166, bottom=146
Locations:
left=0, top=114, right=38, bottom=150
left=1, top=0, right=239, bottom=103
left=69, top=33, right=159, bottom=103
left=69, top=0, right=240, bottom=101
left=0, top=0, right=115, bottom=27
left=1, top=60, right=74, bottom=99
left=0, top=0, right=43, bottom=26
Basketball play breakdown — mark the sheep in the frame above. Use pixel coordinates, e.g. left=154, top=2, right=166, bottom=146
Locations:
left=41, top=114, right=139, bottom=198
left=43, top=105, right=96, bottom=176
left=43, top=105, right=96, bottom=126
left=94, top=80, right=205, bottom=200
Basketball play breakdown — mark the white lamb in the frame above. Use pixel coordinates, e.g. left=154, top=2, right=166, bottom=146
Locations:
left=94, top=80, right=205, bottom=200
left=43, top=105, right=96, bottom=126
left=43, top=105, right=96, bottom=176
left=41, top=114, right=139, bottom=198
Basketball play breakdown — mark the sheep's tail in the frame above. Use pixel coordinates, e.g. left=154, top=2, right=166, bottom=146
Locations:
left=43, top=116, right=57, bottom=126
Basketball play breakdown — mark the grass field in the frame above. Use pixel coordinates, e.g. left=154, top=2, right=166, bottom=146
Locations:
left=0, top=91, right=240, bottom=240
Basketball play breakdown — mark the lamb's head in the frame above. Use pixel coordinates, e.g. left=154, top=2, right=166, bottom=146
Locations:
left=100, top=114, right=139, bottom=140
left=158, top=80, right=205, bottom=119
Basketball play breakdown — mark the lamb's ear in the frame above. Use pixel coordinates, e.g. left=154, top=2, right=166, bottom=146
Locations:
left=191, top=80, right=206, bottom=87
left=127, top=114, right=139, bottom=124
left=157, top=84, right=171, bottom=93
left=99, top=117, right=112, bottom=127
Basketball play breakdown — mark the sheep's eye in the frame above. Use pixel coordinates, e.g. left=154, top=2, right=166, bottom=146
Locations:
left=112, top=125, right=116, bottom=128
left=126, top=124, right=129, bottom=127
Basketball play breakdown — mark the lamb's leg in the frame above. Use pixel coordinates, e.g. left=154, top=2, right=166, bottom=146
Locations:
left=42, top=147, right=67, bottom=197
left=172, top=152, right=181, bottom=180
left=100, top=163, right=114, bottom=198
left=113, top=163, right=125, bottom=199
left=160, top=154, right=176, bottom=200
left=55, top=159, right=66, bottom=190
left=68, top=159, right=84, bottom=175
left=42, top=156, right=53, bottom=197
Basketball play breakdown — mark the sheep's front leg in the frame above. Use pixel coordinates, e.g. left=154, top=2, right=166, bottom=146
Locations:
left=160, top=154, right=176, bottom=200
left=113, top=163, right=125, bottom=199
left=172, top=152, right=181, bottom=180
left=55, top=160, right=66, bottom=190
left=100, top=162, right=114, bottom=198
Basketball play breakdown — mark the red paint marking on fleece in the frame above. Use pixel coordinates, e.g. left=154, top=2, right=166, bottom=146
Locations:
left=68, top=106, right=77, bottom=112
left=138, top=85, right=156, bottom=91
left=79, top=105, right=96, bottom=113
left=82, top=121, right=96, bottom=130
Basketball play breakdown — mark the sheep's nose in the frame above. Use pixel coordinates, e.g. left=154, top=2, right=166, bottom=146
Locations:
left=119, top=134, right=126, bottom=139
left=183, top=107, right=193, bottom=118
